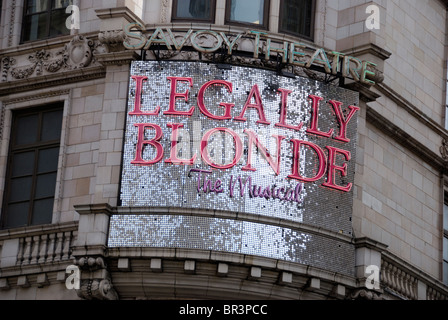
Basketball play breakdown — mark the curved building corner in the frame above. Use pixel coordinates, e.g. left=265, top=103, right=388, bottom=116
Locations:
left=0, top=0, right=447, bottom=302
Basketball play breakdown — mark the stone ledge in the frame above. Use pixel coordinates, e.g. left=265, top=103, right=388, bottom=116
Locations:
left=107, top=254, right=357, bottom=300
left=366, top=105, right=447, bottom=173
left=107, top=247, right=357, bottom=289
left=0, top=221, right=78, bottom=241
left=375, top=82, right=448, bottom=142
left=0, top=66, right=106, bottom=96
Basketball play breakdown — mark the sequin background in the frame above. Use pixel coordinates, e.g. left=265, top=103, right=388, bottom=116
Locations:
left=109, top=61, right=359, bottom=276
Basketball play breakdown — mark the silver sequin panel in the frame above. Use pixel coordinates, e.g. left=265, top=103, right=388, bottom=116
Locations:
left=108, top=214, right=355, bottom=276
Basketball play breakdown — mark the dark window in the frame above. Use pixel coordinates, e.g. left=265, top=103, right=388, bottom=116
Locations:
left=444, top=199, right=448, bottom=285
left=279, top=0, right=314, bottom=39
left=172, top=0, right=216, bottom=22
left=1, top=105, right=63, bottom=229
left=21, top=0, right=72, bottom=43
left=225, top=0, right=270, bottom=29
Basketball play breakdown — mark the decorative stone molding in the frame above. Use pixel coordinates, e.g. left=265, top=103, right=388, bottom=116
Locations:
left=0, top=35, right=107, bottom=96
left=1, top=57, right=15, bottom=82
left=440, top=138, right=448, bottom=161
left=10, top=49, right=51, bottom=79
left=0, top=104, right=4, bottom=141
left=74, top=256, right=118, bottom=300
left=60, top=35, right=95, bottom=70
left=77, top=278, right=118, bottom=300
left=7, top=0, right=17, bottom=47
left=9, top=36, right=95, bottom=80
left=349, top=288, right=383, bottom=300
left=98, top=30, right=127, bottom=53
left=160, top=0, right=170, bottom=23
left=75, top=256, right=107, bottom=271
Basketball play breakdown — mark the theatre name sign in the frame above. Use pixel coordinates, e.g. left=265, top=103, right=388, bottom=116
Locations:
left=123, top=23, right=378, bottom=86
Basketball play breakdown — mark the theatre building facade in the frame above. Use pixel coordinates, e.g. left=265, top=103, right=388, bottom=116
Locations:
left=0, top=0, right=447, bottom=300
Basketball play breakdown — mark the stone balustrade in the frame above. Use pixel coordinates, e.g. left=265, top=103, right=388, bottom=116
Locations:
left=0, top=222, right=78, bottom=269
left=381, top=253, right=447, bottom=300
left=15, top=229, right=76, bottom=267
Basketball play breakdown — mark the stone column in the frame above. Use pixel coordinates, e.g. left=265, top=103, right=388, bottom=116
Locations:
left=350, top=237, right=388, bottom=299
left=72, top=203, right=118, bottom=300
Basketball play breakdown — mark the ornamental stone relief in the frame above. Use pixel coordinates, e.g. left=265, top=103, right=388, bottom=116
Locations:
left=98, top=30, right=126, bottom=53
left=1, top=35, right=103, bottom=82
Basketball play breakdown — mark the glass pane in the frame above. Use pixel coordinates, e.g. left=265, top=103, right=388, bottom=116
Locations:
left=444, top=261, right=448, bottom=285
left=35, top=172, right=57, bottom=198
left=5, top=202, right=30, bottom=228
left=32, top=198, right=54, bottom=225
left=9, top=177, right=32, bottom=202
left=41, top=109, right=63, bottom=141
left=444, top=202, right=448, bottom=231
left=26, top=0, right=49, bottom=14
left=281, top=0, right=313, bottom=37
left=445, top=105, right=448, bottom=130
left=22, top=13, right=48, bottom=41
left=176, top=0, right=211, bottom=19
left=37, top=148, right=60, bottom=173
left=229, top=0, right=264, bottom=25
left=14, top=114, right=38, bottom=145
left=53, top=0, right=72, bottom=9
left=49, top=8, right=71, bottom=37
left=11, top=151, right=35, bottom=177
left=444, top=237, right=448, bottom=261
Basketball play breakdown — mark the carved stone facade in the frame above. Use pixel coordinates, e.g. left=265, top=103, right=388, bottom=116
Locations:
left=3, top=36, right=100, bottom=83
left=0, top=0, right=447, bottom=302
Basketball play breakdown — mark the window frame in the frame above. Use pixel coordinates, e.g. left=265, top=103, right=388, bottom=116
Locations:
left=278, top=0, right=315, bottom=41
left=443, top=195, right=448, bottom=285
left=171, top=0, right=217, bottom=23
left=444, top=231, right=448, bottom=285
left=225, top=0, right=270, bottom=30
left=20, top=0, right=72, bottom=43
left=1, top=103, right=63, bottom=229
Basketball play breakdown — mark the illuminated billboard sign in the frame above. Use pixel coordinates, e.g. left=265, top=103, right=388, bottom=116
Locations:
left=109, top=61, right=359, bottom=274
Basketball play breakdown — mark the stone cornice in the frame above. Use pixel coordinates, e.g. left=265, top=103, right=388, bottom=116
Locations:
left=73, top=203, right=114, bottom=216
left=342, top=43, right=392, bottom=61
left=366, top=105, right=448, bottom=173
left=354, top=237, right=388, bottom=252
left=95, top=51, right=140, bottom=66
left=2, top=89, right=70, bottom=105
left=0, top=66, right=106, bottom=96
left=375, top=82, right=448, bottom=141
left=0, top=221, right=78, bottom=241
left=107, top=246, right=358, bottom=288
left=107, top=247, right=357, bottom=300
left=95, top=7, right=145, bottom=27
